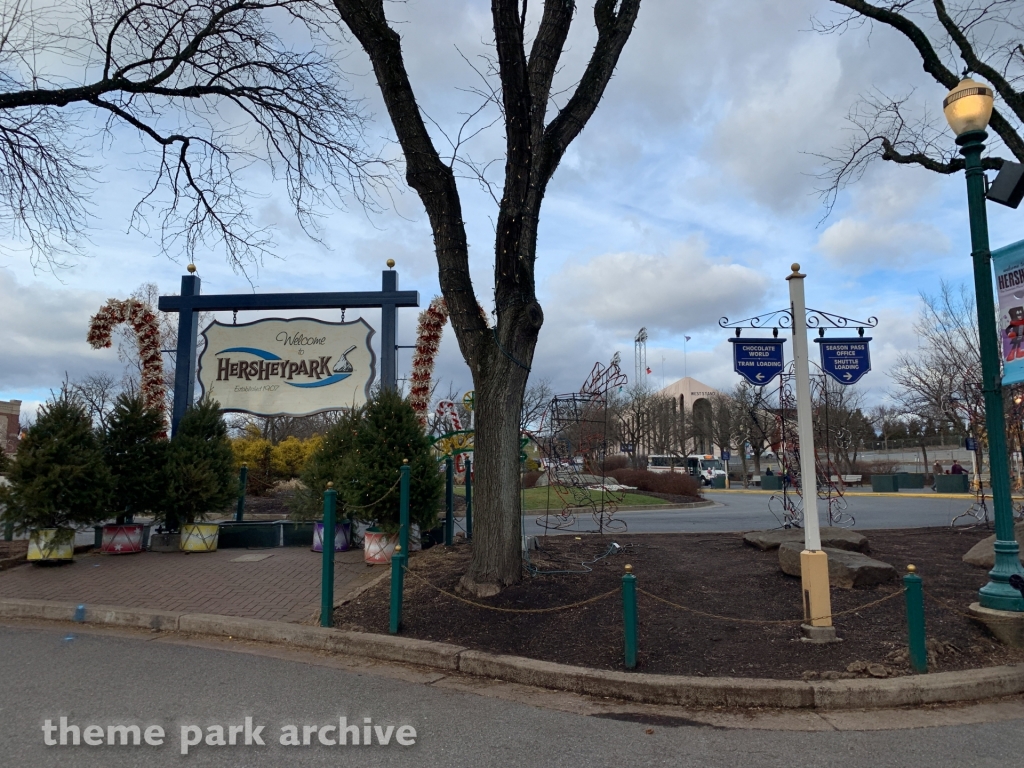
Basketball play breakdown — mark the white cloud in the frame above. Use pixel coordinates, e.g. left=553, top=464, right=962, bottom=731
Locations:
left=0, top=268, right=123, bottom=393
left=545, top=240, right=770, bottom=337
left=817, top=218, right=950, bottom=269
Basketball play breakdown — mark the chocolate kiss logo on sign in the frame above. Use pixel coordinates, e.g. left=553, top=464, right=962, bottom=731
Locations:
left=198, top=317, right=376, bottom=416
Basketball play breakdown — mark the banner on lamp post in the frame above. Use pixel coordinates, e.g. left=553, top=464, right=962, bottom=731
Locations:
left=993, top=238, right=1024, bottom=386
left=198, top=317, right=376, bottom=417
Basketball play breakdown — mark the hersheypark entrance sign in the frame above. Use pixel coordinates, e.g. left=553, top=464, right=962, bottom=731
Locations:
left=198, top=317, right=376, bottom=417
left=159, top=264, right=418, bottom=435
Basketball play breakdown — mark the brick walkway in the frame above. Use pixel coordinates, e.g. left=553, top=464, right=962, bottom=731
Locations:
left=0, top=547, right=382, bottom=623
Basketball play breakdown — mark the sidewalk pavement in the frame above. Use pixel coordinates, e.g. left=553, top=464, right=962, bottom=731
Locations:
left=0, top=546, right=381, bottom=624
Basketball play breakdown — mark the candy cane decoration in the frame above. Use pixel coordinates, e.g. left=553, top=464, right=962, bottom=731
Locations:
left=410, top=296, right=490, bottom=427
left=87, top=299, right=166, bottom=433
left=409, top=297, right=448, bottom=426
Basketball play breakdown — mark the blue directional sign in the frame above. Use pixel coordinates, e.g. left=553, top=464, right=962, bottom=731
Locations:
left=728, top=338, right=786, bottom=386
left=815, top=337, right=872, bottom=385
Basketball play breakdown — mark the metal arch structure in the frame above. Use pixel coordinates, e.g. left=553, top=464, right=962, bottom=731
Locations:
left=535, top=354, right=629, bottom=534
left=719, top=308, right=879, bottom=334
left=750, top=363, right=855, bottom=530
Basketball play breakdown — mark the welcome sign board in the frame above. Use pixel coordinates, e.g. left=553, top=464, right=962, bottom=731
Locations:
left=198, top=318, right=376, bottom=416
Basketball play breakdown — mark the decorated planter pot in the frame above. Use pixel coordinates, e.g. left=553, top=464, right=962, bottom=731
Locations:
left=312, top=521, right=352, bottom=553
left=27, top=528, right=75, bottom=562
left=363, top=529, right=396, bottom=564
left=179, top=523, right=220, bottom=552
left=101, top=523, right=145, bottom=554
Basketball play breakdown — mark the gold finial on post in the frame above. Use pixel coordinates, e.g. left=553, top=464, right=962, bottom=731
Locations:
left=386, top=258, right=396, bottom=269
left=186, top=263, right=197, bottom=273
left=394, top=544, right=402, bottom=553
left=403, top=458, right=409, bottom=464
left=907, top=564, right=917, bottom=573
left=625, top=564, right=633, bottom=573
left=326, top=482, right=334, bottom=489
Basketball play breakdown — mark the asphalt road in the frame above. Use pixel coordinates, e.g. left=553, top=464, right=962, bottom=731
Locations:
left=3, top=623, right=1024, bottom=768
left=522, top=491, right=980, bottom=536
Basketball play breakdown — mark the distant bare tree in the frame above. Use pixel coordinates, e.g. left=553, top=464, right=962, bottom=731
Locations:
left=67, top=372, right=122, bottom=430
left=0, top=0, right=387, bottom=271
left=815, top=0, right=1024, bottom=209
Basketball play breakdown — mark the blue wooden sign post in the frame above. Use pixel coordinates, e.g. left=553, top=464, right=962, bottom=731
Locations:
left=728, top=338, right=786, bottom=386
left=159, top=266, right=419, bottom=435
left=815, top=337, right=872, bottom=386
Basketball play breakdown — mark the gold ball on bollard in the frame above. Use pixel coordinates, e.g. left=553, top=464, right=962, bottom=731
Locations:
left=326, top=482, right=334, bottom=489
left=387, top=258, right=396, bottom=268
left=625, top=564, right=633, bottom=573
left=187, top=263, right=197, bottom=273
left=907, top=564, right=917, bottom=573
left=403, top=458, right=409, bottom=464
left=394, top=545, right=402, bottom=553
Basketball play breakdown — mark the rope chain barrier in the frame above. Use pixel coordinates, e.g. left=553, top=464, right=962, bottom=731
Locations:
left=637, top=586, right=904, bottom=626
left=401, top=566, right=619, bottom=614
left=399, top=565, right=904, bottom=622
left=922, top=587, right=1024, bottom=624
left=342, top=476, right=402, bottom=512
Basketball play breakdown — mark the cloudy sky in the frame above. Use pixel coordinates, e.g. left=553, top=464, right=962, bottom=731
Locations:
left=3, top=0, right=1023, bottom=419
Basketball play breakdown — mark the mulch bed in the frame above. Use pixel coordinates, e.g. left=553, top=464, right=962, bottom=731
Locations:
left=336, top=527, right=1024, bottom=680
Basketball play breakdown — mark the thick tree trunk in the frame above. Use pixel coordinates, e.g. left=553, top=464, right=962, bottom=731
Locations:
left=461, top=352, right=533, bottom=595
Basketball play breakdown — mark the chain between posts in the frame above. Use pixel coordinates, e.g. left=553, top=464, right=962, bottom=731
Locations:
left=400, top=566, right=618, bottom=613
left=637, top=587, right=904, bottom=626
left=922, top=587, right=1024, bottom=623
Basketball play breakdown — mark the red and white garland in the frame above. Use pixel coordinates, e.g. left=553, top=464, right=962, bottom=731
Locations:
left=409, top=297, right=449, bottom=426
left=409, top=296, right=490, bottom=427
left=87, top=299, right=167, bottom=434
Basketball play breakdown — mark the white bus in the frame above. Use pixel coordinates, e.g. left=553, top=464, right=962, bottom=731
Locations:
left=647, top=454, right=726, bottom=486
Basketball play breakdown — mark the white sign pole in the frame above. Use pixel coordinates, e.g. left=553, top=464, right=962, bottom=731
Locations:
left=787, top=264, right=833, bottom=633
left=787, top=264, right=821, bottom=551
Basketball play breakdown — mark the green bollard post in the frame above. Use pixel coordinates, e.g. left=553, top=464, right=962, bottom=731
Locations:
left=465, top=457, right=473, bottom=540
left=904, top=564, right=927, bottom=673
left=235, top=463, right=248, bottom=522
left=623, top=564, right=638, bottom=669
left=399, top=460, right=410, bottom=554
left=320, top=483, right=337, bottom=628
left=389, top=544, right=405, bottom=634
left=445, top=457, right=454, bottom=546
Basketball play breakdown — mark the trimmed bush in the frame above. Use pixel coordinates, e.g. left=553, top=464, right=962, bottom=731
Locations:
left=521, top=470, right=543, bottom=489
left=608, top=468, right=701, bottom=497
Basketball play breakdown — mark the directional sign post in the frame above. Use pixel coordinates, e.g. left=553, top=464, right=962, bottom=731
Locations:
left=815, top=337, right=872, bottom=386
left=728, top=338, right=786, bottom=386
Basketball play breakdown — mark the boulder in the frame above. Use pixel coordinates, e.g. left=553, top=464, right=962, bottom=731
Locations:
left=778, top=542, right=897, bottom=589
left=534, top=472, right=608, bottom=488
left=962, top=522, right=1024, bottom=568
left=744, top=527, right=869, bottom=553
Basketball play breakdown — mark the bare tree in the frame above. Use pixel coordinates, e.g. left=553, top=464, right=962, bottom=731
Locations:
left=520, top=378, right=553, bottom=434
left=890, top=283, right=983, bottom=432
left=67, top=372, right=122, bottom=430
left=0, top=0, right=387, bottom=272
left=326, top=0, right=643, bottom=594
left=815, top=0, right=1024, bottom=208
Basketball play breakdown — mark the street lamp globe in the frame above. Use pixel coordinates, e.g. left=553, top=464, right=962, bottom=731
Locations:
left=943, top=77, right=994, bottom=136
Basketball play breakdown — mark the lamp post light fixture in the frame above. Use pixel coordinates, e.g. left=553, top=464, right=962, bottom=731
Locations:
left=944, top=77, right=1024, bottom=611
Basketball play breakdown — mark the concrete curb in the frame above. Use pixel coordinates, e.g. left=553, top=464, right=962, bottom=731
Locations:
left=3, top=597, right=1024, bottom=710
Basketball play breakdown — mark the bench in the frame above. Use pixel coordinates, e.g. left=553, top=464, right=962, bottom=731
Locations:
left=830, top=474, right=863, bottom=486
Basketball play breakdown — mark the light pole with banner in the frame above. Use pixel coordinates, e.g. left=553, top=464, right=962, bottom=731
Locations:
left=942, top=77, right=1024, bottom=612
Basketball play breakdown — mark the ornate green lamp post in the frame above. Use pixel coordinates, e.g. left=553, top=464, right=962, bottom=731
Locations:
left=944, top=77, right=1024, bottom=610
